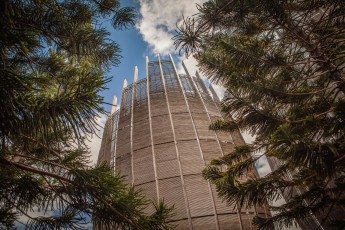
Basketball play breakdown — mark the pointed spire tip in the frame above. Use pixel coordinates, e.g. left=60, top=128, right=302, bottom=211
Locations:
left=111, top=95, right=118, bottom=114
left=134, top=66, right=138, bottom=82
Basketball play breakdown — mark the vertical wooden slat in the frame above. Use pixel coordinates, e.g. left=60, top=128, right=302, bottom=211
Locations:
left=146, top=56, right=160, bottom=200
left=111, top=111, right=119, bottom=173
left=180, top=62, right=224, bottom=229
left=130, top=67, right=137, bottom=185
left=158, top=54, right=193, bottom=229
left=182, top=63, right=225, bottom=158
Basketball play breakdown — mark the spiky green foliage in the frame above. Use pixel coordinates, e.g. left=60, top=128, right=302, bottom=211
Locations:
left=175, top=0, right=345, bottom=229
left=0, top=1, right=173, bottom=229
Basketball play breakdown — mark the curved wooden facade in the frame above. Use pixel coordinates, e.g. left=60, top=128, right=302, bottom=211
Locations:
left=98, top=55, right=268, bottom=229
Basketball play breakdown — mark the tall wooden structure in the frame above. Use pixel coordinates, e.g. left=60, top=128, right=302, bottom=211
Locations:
left=98, top=55, right=267, bottom=229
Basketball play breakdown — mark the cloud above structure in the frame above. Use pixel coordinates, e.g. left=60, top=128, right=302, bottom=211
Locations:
left=137, top=0, right=228, bottom=99
left=137, top=0, right=206, bottom=55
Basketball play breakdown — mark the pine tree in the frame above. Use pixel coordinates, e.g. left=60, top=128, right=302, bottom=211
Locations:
left=174, top=0, right=345, bottom=229
left=0, top=0, right=173, bottom=229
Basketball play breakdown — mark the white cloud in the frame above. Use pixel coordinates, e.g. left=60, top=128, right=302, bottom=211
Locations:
left=16, top=209, right=56, bottom=228
left=241, top=131, right=272, bottom=178
left=210, top=83, right=226, bottom=100
left=241, top=130, right=256, bottom=144
left=255, top=155, right=272, bottom=177
left=85, top=113, right=108, bottom=166
left=178, top=55, right=198, bottom=75
left=16, top=209, right=94, bottom=229
left=137, top=0, right=207, bottom=55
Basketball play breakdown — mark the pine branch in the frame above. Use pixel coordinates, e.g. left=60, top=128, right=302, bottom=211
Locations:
left=0, top=158, right=140, bottom=228
left=21, top=135, right=63, bottom=160
left=174, top=1, right=345, bottom=228
left=10, top=152, right=69, bottom=171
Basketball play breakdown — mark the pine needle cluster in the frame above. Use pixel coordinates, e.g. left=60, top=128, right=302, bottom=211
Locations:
left=174, top=0, right=345, bottom=229
left=0, top=1, right=173, bottom=229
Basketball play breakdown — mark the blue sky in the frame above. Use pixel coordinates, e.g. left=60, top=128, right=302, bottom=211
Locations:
left=101, top=0, right=147, bottom=114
